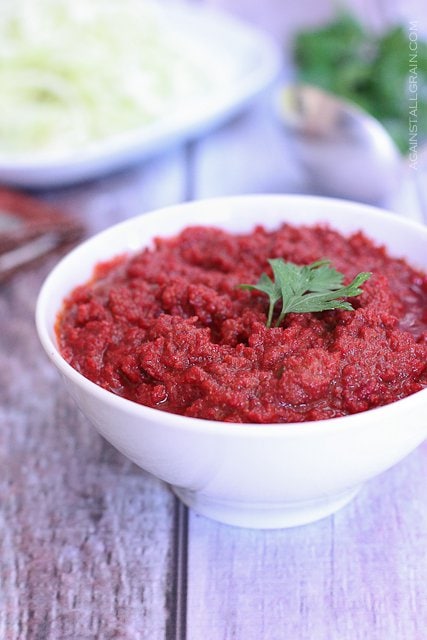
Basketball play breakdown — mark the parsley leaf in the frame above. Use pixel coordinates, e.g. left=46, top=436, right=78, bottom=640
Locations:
left=240, top=259, right=371, bottom=327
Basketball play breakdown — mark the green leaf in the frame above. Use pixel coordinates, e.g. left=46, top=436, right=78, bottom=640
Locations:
left=306, top=260, right=344, bottom=291
left=239, top=272, right=281, bottom=328
left=239, top=259, right=371, bottom=328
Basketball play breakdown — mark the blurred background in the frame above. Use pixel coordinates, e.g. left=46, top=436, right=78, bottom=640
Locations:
left=0, top=0, right=426, bottom=278
left=1, top=0, right=426, bottom=201
left=0, top=0, right=426, bottom=285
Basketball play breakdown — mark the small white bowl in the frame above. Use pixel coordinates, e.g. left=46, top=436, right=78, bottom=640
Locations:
left=36, top=195, right=427, bottom=529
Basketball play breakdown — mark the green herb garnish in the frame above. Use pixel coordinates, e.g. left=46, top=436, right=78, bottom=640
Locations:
left=240, top=259, right=371, bottom=328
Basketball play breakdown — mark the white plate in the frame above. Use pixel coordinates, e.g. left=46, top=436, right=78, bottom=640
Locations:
left=0, top=2, right=281, bottom=188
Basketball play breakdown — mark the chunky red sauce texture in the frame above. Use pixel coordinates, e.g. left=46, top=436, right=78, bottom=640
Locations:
left=57, top=223, right=427, bottom=423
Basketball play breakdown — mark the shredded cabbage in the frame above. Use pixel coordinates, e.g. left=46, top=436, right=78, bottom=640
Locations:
left=0, top=0, right=233, bottom=155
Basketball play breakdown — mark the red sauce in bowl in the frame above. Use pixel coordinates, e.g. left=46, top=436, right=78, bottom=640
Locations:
left=56, top=223, right=427, bottom=423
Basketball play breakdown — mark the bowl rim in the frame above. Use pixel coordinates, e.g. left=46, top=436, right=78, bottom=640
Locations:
left=35, top=193, right=427, bottom=438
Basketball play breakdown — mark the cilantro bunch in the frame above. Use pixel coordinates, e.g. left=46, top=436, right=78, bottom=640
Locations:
left=294, top=11, right=427, bottom=153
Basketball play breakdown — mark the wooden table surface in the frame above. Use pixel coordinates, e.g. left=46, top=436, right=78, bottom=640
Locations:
left=1, top=1, right=426, bottom=639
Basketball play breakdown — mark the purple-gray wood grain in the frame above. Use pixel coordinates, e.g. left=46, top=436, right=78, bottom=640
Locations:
left=186, top=446, right=427, bottom=640
left=0, top=263, right=177, bottom=640
left=0, top=151, right=187, bottom=640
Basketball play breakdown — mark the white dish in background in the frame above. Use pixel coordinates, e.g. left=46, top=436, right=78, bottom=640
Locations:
left=0, top=2, right=281, bottom=188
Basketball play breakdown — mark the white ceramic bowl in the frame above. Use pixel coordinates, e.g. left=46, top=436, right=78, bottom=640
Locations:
left=36, top=196, right=427, bottom=529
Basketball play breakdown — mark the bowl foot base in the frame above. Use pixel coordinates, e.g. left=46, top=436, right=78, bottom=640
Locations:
left=172, top=485, right=361, bottom=529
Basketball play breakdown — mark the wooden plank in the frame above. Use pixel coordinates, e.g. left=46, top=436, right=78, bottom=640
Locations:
left=0, top=149, right=189, bottom=640
left=0, top=265, right=177, bottom=640
left=185, top=445, right=427, bottom=640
